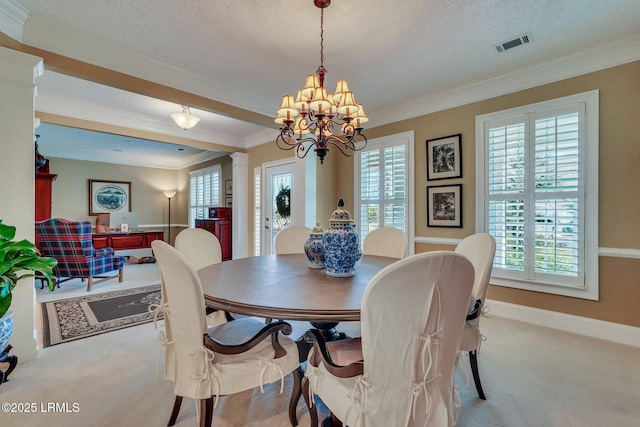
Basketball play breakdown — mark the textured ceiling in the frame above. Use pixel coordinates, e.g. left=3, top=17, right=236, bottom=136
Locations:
left=6, top=0, right=640, bottom=168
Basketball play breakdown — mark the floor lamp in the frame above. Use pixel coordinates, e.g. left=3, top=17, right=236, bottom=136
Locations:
left=163, top=190, right=176, bottom=243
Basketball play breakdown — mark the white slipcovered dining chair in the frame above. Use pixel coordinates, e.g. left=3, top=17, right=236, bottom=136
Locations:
left=174, top=228, right=222, bottom=271
left=302, top=251, right=475, bottom=427
left=150, top=240, right=302, bottom=427
left=362, top=226, right=408, bottom=259
left=275, top=226, right=312, bottom=254
left=174, top=228, right=229, bottom=326
left=455, top=233, right=496, bottom=400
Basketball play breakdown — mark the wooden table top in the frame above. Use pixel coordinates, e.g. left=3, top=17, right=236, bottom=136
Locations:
left=198, top=254, right=398, bottom=321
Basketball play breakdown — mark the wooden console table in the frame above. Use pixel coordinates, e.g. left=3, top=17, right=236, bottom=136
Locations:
left=92, top=230, right=164, bottom=251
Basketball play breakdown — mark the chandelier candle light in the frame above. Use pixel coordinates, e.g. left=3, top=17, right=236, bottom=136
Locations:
left=275, top=0, right=368, bottom=164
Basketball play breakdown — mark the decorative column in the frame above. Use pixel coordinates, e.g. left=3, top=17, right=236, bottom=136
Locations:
left=230, top=152, right=249, bottom=259
left=0, top=46, right=44, bottom=361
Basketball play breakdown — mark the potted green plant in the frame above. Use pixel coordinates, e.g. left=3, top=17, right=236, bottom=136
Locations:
left=0, top=219, right=57, bottom=352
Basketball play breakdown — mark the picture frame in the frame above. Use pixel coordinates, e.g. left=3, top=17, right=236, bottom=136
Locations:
left=225, top=179, right=233, bottom=195
left=89, top=179, right=132, bottom=215
left=225, top=197, right=233, bottom=208
left=426, top=133, right=462, bottom=180
left=427, top=184, right=462, bottom=228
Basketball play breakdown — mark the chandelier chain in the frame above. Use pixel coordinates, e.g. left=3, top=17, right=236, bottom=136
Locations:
left=320, top=6, right=324, bottom=68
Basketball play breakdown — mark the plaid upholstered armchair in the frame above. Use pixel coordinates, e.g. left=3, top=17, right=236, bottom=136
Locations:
left=35, top=218, right=124, bottom=291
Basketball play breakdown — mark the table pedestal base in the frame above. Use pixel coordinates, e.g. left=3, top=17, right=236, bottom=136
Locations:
left=310, top=321, right=349, bottom=341
left=297, top=321, right=350, bottom=363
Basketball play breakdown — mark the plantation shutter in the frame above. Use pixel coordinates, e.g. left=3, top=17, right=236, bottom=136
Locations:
left=487, top=105, right=584, bottom=287
left=189, top=165, right=222, bottom=227
left=358, top=142, right=407, bottom=242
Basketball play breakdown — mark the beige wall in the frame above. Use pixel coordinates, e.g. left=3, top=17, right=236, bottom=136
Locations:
left=338, top=60, right=640, bottom=327
left=48, top=157, right=178, bottom=227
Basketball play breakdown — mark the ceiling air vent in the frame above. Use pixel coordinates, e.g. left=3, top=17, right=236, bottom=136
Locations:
left=495, top=32, right=533, bottom=53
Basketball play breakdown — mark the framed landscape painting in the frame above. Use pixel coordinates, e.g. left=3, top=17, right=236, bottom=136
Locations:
left=426, top=134, right=462, bottom=180
left=89, top=179, right=131, bottom=215
left=427, top=184, right=462, bottom=228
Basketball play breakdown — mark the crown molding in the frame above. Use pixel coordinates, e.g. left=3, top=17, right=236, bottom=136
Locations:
left=0, top=0, right=28, bottom=42
left=243, top=128, right=279, bottom=149
left=371, top=33, right=640, bottom=127
left=50, top=149, right=222, bottom=170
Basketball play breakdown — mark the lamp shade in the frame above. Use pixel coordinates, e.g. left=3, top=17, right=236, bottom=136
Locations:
left=171, top=106, right=200, bottom=130
left=163, top=190, right=177, bottom=199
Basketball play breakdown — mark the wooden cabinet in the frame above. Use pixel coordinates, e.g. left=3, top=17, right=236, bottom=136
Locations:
left=35, top=172, right=57, bottom=221
left=195, top=219, right=232, bottom=261
left=92, top=231, right=164, bottom=251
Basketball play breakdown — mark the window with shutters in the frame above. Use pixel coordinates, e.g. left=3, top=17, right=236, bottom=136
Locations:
left=476, top=91, right=598, bottom=299
left=354, top=131, right=414, bottom=254
left=189, top=164, right=222, bottom=227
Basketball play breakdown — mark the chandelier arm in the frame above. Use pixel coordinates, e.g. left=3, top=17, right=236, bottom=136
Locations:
left=295, top=137, right=321, bottom=159
left=323, top=136, right=358, bottom=157
left=276, top=128, right=299, bottom=150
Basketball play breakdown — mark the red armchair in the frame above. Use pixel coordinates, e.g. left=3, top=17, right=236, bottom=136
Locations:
left=35, top=218, right=124, bottom=291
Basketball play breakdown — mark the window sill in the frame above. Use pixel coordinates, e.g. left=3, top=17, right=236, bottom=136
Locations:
left=490, top=276, right=598, bottom=301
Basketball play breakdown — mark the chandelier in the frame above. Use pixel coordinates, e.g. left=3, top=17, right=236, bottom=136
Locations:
left=275, top=0, right=368, bottom=164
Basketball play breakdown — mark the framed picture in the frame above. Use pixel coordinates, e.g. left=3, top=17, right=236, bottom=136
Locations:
left=427, top=184, right=462, bottom=228
left=426, top=133, right=462, bottom=180
left=89, top=179, right=132, bottom=215
left=225, top=197, right=233, bottom=207
left=225, top=179, right=233, bottom=195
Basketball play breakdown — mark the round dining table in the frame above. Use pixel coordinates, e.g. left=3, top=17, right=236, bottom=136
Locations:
left=197, top=253, right=398, bottom=322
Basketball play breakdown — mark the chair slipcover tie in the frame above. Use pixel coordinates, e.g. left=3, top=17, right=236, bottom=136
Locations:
left=409, top=373, right=442, bottom=421
left=148, top=303, right=173, bottom=379
left=409, top=382, right=423, bottom=420
left=304, top=349, right=322, bottom=408
left=452, top=383, right=461, bottom=424
left=189, top=347, right=222, bottom=408
left=417, top=327, right=443, bottom=376
left=348, top=374, right=372, bottom=427
left=258, top=358, right=286, bottom=394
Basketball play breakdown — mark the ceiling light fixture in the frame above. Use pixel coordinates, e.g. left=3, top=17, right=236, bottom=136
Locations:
left=171, top=105, right=200, bottom=130
left=275, top=0, right=368, bottom=164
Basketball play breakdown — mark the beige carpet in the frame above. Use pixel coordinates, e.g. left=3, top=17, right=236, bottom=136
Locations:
left=10, top=262, right=638, bottom=426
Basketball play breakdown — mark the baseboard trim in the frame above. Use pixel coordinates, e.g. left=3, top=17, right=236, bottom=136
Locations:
left=486, top=299, right=640, bottom=348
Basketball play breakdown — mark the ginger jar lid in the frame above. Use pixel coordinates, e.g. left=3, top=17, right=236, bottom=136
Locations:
left=329, top=199, right=354, bottom=225
left=310, top=221, right=325, bottom=237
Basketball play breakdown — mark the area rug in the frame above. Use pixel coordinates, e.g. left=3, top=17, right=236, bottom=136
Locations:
left=41, top=285, right=162, bottom=347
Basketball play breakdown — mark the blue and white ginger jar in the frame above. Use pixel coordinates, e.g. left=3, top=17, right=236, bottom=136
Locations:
left=323, top=199, right=361, bottom=277
left=304, top=222, right=326, bottom=269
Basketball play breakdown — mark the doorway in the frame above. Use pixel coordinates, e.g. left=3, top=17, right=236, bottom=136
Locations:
left=262, top=160, right=297, bottom=254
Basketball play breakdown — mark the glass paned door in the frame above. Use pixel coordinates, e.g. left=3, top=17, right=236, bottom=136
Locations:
left=263, top=163, right=292, bottom=254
